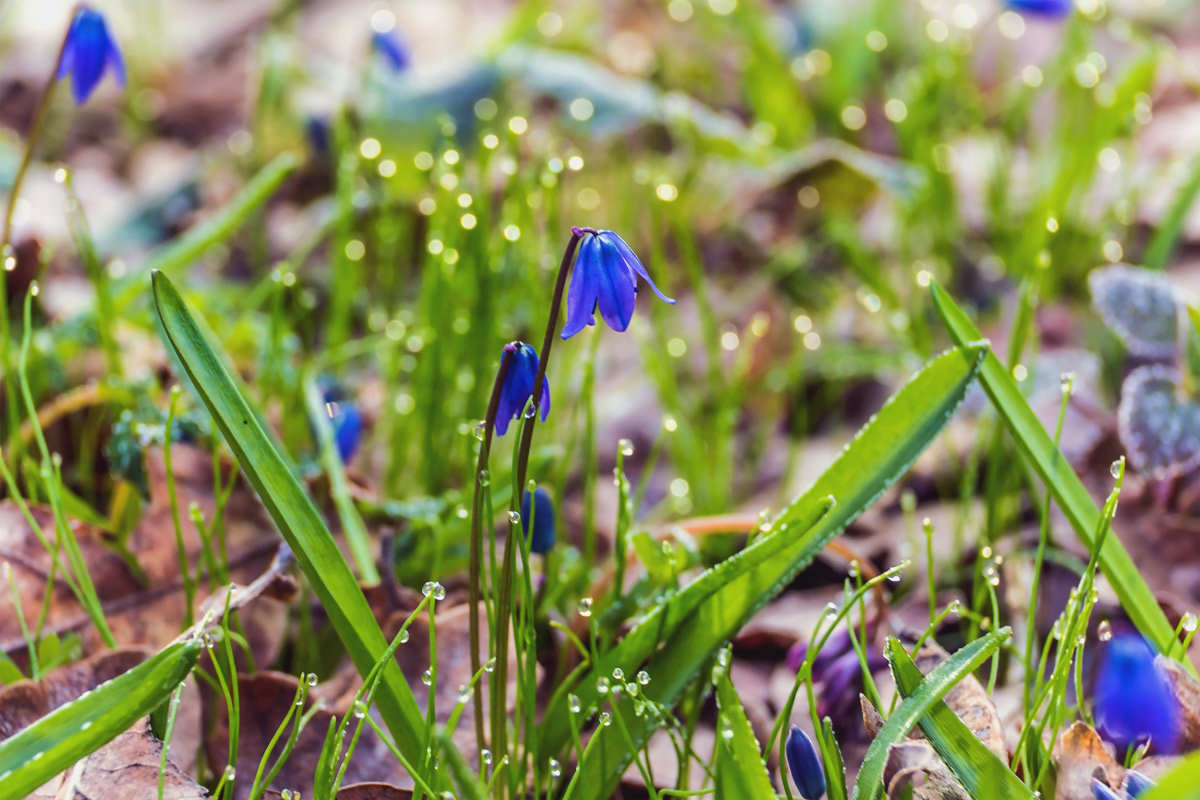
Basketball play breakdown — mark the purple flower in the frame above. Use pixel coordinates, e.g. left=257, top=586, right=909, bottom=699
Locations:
left=372, top=29, right=411, bottom=73
left=818, top=648, right=887, bottom=720
left=521, top=487, right=555, bottom=554
left=785, top=726, right=827, bottom=800
left=561, top=228, right=674, bottom=339
left=1094, top=633, right=1181, bottom=755
left=1006, top=0, right=1072, bottom=17
left=57, top=6, right=125, bottom=104
left=495, top=342, right=549, bottom=437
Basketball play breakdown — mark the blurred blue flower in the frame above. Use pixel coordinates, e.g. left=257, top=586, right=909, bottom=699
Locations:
left=1094, top=632, right=1181, bottom=755
left=495, top=342, right=549, bottom=436
left=1006, top=0, right=1072, bottom=17
left=1125, top=772, right=1156, bottom=798
left=521, top=487, right=555, bottom=554
left=561, top=228, right=674, bottom=339
left=321, top=387, right=363, bottom=463
left=372, top=29, right=411, bottom=73
left=1091, top=778, right=1122, bottom=800
left=306, top=115, right=331, bottom=157
left=57, top=6, right=125, bottom=104
left=785, top=726, right=826, bottom=800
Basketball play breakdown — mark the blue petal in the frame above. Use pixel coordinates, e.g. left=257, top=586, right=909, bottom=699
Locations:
left=538, top=370, right=550, bottom=422
left=521, top=487, right=555, bottom=554
left=1007, top=0, right=1072, bottom=16
left=1094, top=633, right=1181, bottom=754
left=496, top=343, right=539, bottom=436
left=1125, top=772, right=1155, bottom=798
left=59, top=9, right=123, bottom=104
left=785, top=727, right=826, bottom=800
left=594, top=237, right=637, bottom=332
left=372, top=30, right=411, bottom=73
left=561, top=235, right=601, bottom=339
left=332, top=402, right=363, bottom=463
left=602, top=230, right=675, bottom=305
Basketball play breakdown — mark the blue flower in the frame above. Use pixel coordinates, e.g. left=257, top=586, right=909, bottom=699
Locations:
left=57, top=6, right=125, bottom=105
left=785, top=726, right=826, bottom=800
left=495, top=342, right=549, bottom=436
left=521, top=487, right=555, bottom=554
left=1094, top=632, right=1181, bottom=755
left=1006, top=0, right=1072, bottom=17
left=1125, top=772, right=1156, bottom=798
left=321, top=386, right=364, bottom=463
left=1091, top=778, right=1122, bottom=800
left=372, top=29, right=411, bottom=73
left=561, top=228, right=675, bottom=339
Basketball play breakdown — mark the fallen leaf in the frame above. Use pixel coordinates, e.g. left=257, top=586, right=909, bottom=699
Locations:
left=911, top=639, right=1006, bottom=759
left=1052, top=722, right=1124, bottom=800
left=337, top=784, right=413, bottom=800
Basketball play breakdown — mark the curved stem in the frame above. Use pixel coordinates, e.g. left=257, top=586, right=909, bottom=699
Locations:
left=469, top=346, right=513, bottom=768
left=492, top=229, right=581, bottom=791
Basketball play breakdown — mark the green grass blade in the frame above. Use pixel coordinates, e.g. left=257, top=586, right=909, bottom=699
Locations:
left=0, top=639, right=201, bottom=798
left=929, top=282, right=1180, bottom=662
left=889, top=636, right=1035, bottom=800
left=1140, top=749, right=1200, bottom=800
left=150, top=272, right=428, bottom=770
left=852, top=632, right=1012, bottom=800
left=1142, top=154, right=1200, bottom=271
left=713, top=666, right=776, bottom=796
left=557, top=344, right=986, bottom=798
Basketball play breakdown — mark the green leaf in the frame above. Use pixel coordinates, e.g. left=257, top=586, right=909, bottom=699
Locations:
left=553, top=344, right=986, bottom=798
left=889, top=637, right=1036, bottom=800
left=853, top=632, right=1012, bottom=800
left=713, top=665, right=776, bottom=797
left=1140, top=749, right=1200, bottom=800
left=151, top=271, right=429, bottom=772
left=930, top=282, right=1182, bottom=663
left=0, top=639, right=201, bottom=798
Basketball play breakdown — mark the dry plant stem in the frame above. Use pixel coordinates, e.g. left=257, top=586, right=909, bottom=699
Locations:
left=492, top=230, right=581, bottom=791
left=469, top=347, right=513, bottom=768
left=0, top=11, right=73, bottom=453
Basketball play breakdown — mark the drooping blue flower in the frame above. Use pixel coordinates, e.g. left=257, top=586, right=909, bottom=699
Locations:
left=57, top=6, right=125, bottom=105
left=785, top=726, right=827, bottom=800
left=495, top=342, right=549, bottom=436
left=321, top=386, right=364, bottom=463
left=1006, top=0, right=1073, bottom=17
left=1124, top=772, right=1156, bottom=798
left=561, top=228, right=675, bottom=339
left=372, top=29, right=411, bottom=73
left=1091, top=778, right=1122, bottom=800
left=521, top=487, right=555, bottom=554
left=1094, top=633, right=1182, bottom=755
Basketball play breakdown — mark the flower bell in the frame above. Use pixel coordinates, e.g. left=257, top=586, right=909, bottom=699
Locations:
left=521, top=487, right=555, bottom=554
left=561, top=228, right=674, bottom=339
left=58, top=6, right=125, bottom=104
left=1094, top=632, right=1182, bottom=755
left=1124, top=772, right=1156, bottom=798
left=785, top=726, right=827, bottom=800
left=321, top=386, right=364, bottom=463
left=372, top=29, right=411, bottom=73
left=495, top=342, right=549, bottom=436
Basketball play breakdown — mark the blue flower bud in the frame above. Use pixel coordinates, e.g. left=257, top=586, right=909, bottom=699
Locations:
left=1091, top=778, right=1122, bottom=800
left=521, top=487, right=555, bottom=554
left=1125, top=771, right=1156, bottom=798
left=372, top=29, right=411, bottom=73
left=1006, top=0, right=1072, bottom=16
left=561, top=228, right=674, bottom=339
left=495, top=342, right=549, bottom=437
left=320, top=385, right=363, bottom=463
left=785, top=726, right=826, bottom=800
left=1094, top=632, right=1182, bottom=755
left=57, top=6, right=125, bottom=105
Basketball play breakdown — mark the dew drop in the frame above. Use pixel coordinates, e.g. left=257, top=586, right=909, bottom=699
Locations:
left=637, top=670, right=651, bottom=685
left=1110, top=458, right=1124, bottom=479
left=352, top=700, right=367, bottom=719
left=482, top=748, right=493, bottom=766
left=223, top=766, right=236, bottom=782
left=568, top=693, right=582, bottom=713
left=474, top=421, right=486, bottom=441
left=618, top=438, right=634, bottom=457
left=399, top=629, right=410, bottom=644
left=306, top=673, right=317, bottom=687
left=612, top=667, right=625, bottom=681
left=600, top=711, right=612, bottom=727
left=597, top=676, right=610, bottom=694
left=484, top=657, right=496, bottom=673
left=479, top=470, right=491, bottom=487
left=721, top=725, right=734, bottom=740
left=457, top=685, right=471, bottom=703
left=508, top=510, right=521, bottom=526
left=823, top=602, right=838, bottom=619
left=422, top=581, right=446, bottom=600
left=1184, top=613, right=1198, bottom=633
left=549, top=758, right=563, bottom=778
left=422, top=668, right=433, bottom=686
left=578, top=597, right=593, bottom=617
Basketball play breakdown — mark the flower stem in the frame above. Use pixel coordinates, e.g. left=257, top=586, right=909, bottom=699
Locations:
left=0, top=13, right=72, bottom=458
left=469, top=346, right=513, bottom=768
left=491, top=228, right=581, bottom=793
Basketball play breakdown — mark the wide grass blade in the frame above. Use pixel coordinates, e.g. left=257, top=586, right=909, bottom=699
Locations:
left=1139, top=750, right=1200, bottom=800
left=713, top=666, right=776, bottom=796
left=1142, top=154, right=1200, bottom=271
left=151, top=272, right=429, bottom=773
left=0, top=639, right=201, bottom=798
left=930, top=282, right=1180, bottom=662
left=887, top=636, right=1035, bottom=800
left=852, top=632, right=1012, bottom=800
left=554, top=344, right=986, bottom=798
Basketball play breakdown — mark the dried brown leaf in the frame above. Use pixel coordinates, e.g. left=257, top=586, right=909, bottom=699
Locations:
left=1052, top=722, right=1124, bottom=800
